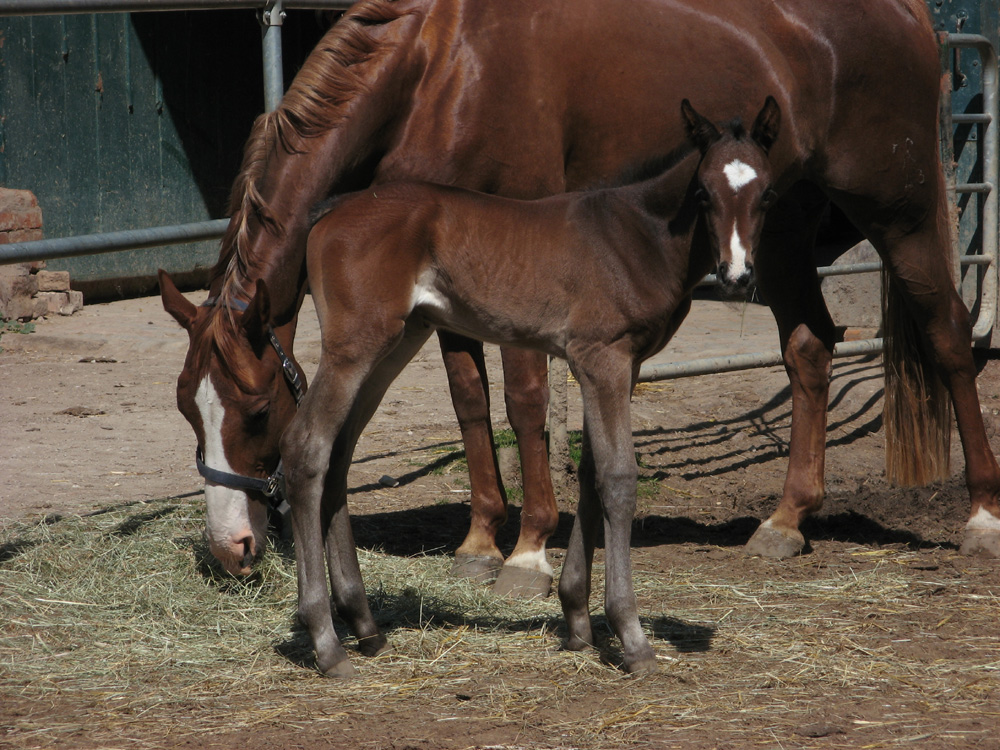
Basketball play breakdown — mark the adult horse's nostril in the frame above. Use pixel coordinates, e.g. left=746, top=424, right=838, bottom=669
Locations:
left=237, top=535, right=256, bottom=570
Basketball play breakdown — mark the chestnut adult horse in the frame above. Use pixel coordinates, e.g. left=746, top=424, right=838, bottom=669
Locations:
left=279, top=99, right=781, bottom=675
left=161, top=0, right=1000, bottom=586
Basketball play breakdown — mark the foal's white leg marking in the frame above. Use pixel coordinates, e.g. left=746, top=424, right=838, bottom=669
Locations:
left=195, top=376, right=254, bottom=549
left=723, top=159, right=758, bottom=192
left=965, top=505, right=1000, bottom=531
left=503, top=548, right=555, bottom=577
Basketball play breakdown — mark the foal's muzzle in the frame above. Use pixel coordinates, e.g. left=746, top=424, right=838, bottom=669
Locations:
left=716, top=261, right=755, bottom=299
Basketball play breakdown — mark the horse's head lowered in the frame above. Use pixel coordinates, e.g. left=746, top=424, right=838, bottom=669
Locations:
left=159, top=271, right=303, bottom=575
left=683, top=96, right=781, bottom=298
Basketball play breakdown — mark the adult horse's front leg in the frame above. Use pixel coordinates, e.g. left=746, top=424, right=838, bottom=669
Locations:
left=559, top=347, right=657, bottom=674
left=745, top=196, right=836, bottom=558
left=493, top=347, right=559, bottom=599
left=438, top=331, right=509, bottom=583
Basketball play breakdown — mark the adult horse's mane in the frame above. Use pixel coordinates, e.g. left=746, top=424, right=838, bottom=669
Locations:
left=211, top=0, right=412, bottom=315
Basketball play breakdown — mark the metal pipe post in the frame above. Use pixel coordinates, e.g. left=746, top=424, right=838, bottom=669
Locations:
left=261, top=0, right=285, bottom=113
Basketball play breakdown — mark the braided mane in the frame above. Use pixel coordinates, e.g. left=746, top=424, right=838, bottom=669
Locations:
left=212, top=0, right=412, bottom=314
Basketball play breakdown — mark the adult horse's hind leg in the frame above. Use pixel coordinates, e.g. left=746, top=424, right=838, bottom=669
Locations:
left=857, top=202, right=1000, bottom=557
left=746, top=193, right=837, bottom=558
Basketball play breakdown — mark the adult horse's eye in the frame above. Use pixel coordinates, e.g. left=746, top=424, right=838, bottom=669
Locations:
left=695, top=188, right=710, bottom=207
left=761, top=188, right=778, bottom=209
left=248, top=402, right=270, bottom=422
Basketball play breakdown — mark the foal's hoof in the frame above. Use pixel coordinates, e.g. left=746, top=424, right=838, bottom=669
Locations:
left=624, top=654, right=660, bottom=675
left=492, top=565, right=553, bottom=599
left=451, top=554, right=503, bottom=583
left=357, top=633, right=390, bottom=658
left=959, top=529, right=1000, bottom=558
left=320, top=658, right=358, bottom=678
left=745, top=521, right=805, bottom=559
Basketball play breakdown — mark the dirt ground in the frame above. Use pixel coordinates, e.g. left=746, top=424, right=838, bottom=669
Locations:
left=2, top=291, right=1000, bottom=748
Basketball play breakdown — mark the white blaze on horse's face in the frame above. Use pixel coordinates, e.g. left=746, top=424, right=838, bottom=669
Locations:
left=722, top=159, right=759, bottom=287
left=195, top=374, right=266, bottom=576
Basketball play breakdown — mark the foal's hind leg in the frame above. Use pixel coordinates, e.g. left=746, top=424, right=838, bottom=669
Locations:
left=282, top=357, right=370, bottom=676
left=282, top=318, right=431, bottom=676
left=746, top=195, right=837, bottom=558
left=321, top=323, right=436, bottom=656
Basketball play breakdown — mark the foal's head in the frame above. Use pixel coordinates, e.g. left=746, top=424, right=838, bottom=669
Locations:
left=160, top=271, right=297, bottom=575
left=682, top=97, right=781, bottom=298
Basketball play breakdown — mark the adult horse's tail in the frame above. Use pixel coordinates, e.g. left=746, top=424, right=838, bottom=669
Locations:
left=879, top=0, right=954, bottom=487
left=882, top=269, right=952, bottom=485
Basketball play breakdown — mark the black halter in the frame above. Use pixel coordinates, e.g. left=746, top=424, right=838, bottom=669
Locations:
left=196, top=295, right=305, bottom=510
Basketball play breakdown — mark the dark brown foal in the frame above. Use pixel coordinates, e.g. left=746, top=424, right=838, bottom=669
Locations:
left=279, top=101, right=780, bottom=675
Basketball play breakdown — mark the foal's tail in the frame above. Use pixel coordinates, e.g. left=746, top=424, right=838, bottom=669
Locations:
left=881, top=268, right=952, bottom=485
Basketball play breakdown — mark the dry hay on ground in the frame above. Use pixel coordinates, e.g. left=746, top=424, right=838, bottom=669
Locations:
left=2, top=493, right=999, bottom=750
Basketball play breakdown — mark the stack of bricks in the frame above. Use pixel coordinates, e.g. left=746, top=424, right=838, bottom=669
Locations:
left=0, top=188, right=83, bottom=321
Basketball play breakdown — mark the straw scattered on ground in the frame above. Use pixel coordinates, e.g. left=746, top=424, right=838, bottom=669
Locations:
left=2, top=491, right=999, bottom=750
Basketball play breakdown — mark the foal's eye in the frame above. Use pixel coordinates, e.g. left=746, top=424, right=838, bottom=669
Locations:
left=695, top=188, right=710, bottom=207
left=761, top=188, right=778, bottom=209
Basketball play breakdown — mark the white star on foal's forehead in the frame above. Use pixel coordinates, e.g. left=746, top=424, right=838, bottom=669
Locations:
left=723, top=160, right=758, bottom=191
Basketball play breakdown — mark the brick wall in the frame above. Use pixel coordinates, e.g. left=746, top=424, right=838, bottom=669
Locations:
left=0, top=189, right=83, bottom=321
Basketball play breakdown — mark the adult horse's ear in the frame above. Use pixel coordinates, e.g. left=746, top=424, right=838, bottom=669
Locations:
left=751, top=96, right=781, bottom=153
left=681, top=99, right=721, bottom=153
left=241, top=278, right=271, bottom=345
left=158, top=269, right=197, bottom=330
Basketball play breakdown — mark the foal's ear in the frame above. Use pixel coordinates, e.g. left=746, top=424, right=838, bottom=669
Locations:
left=241, top=278, right=271, bottom=345
left=681, top=99, right=721, bottom=153
left=158, top=269, right=198, bottom=331
left=751, top=96, right=781, bottom=153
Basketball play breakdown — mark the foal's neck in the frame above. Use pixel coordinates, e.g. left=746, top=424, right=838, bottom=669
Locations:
left=623, top=150, right=703, bottom=235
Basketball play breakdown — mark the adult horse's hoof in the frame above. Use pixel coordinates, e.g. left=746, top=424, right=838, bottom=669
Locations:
left=959, top=529, right=1000, bottom=558
left=744, top=521, right=805, bottom=559
left=492, top=565, right=552, bottom=599
left=451, top=554, right=503, bottom=583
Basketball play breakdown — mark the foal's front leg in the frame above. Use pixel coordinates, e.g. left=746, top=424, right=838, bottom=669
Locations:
left=559, top=346, right=657, bottom=674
